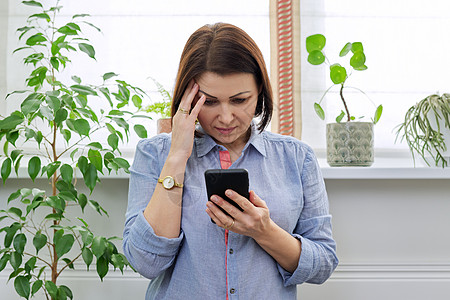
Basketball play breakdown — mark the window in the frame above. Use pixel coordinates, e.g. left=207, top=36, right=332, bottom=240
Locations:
left=2, top=0, right=269, bottom=153
left=300, top=0, right=450, bottom=157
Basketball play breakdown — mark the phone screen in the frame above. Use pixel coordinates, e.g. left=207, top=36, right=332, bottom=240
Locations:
left=204, top=169, right=249, bottom=214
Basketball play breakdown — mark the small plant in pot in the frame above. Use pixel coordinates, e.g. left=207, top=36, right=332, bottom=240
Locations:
left=396, top=93, right=450, bottom=168
left=305, top=34, right=383, bottom=167
left=145, top=78, right=172, bottom=134
left=0, top=1, right=149, bottom=299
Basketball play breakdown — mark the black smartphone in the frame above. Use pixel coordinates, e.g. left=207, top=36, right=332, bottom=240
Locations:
left=204, top=169, right=249, bottom=216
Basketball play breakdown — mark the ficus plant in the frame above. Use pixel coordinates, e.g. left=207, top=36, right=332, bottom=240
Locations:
left=0, top=1, right=150, bottom=299
left=305, top=33, right=383, bottom=124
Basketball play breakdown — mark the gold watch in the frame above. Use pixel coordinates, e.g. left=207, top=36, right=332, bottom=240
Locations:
left=158, top=175, right=183, bottom=190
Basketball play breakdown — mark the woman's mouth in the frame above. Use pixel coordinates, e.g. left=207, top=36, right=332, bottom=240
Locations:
left=216, top=127, right=235, bottom=135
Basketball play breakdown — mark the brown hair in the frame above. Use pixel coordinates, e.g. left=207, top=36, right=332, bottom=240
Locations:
left=171, top=23, right=273, bottom=132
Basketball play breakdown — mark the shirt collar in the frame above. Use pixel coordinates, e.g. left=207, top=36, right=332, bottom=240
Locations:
left=195, top=121, right=267, bottom=158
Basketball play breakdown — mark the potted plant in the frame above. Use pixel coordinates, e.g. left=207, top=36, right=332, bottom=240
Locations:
left=0, top=1, right=149, bottom=299
left=145, top=78, right=172, bottom=134
left=305, top=34, right=383, bottom=166
left=396, top=93, right=450, bottom=168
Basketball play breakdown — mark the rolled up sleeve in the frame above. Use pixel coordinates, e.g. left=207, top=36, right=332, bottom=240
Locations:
left=122, top=136, right=184, bottom=279
left=279, top=146, right=338, bottom=286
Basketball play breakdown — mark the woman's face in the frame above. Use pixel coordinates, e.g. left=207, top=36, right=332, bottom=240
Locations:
left=196, top=72, right=259, bottom=151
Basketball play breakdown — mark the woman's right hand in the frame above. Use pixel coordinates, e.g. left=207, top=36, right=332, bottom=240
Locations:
left=168, top=80, right=206, bottom=162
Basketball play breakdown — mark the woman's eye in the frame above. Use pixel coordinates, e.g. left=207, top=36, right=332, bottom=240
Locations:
left=204, top=98, right=218, bottom=105
left=232, top=98, right=248, bottom=104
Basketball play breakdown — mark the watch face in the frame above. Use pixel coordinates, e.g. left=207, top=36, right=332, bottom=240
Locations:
left=163, top=176, right=175, bottom=189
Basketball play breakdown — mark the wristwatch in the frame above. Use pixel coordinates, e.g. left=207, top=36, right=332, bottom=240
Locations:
left=158, top=175, right=183, bottom=190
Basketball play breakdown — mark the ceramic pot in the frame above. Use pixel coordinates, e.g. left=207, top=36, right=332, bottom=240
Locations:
left=326, top=122, right=374, bottom=167
left=157, top=118, right=172, bottom=134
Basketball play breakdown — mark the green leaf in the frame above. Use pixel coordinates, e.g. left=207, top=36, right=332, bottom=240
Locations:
left=44, top=161, right=61, bottom=178
left=8, top=207, right=23, bottom=218
left=28, top=156, right=41, bottom=181
left=132, top=94, right=142, bottom=108
left=22, top=1, right=43, bottom=8
left=0, top=254, right=11, bottom=272
left=67, top=119, right=90, bottom=136
left=31, top=280, right=43, bottom=297
left=55, top=234, right=74, bottom=258
left=374, top=105, right=383, bottom=124
left=13, top=233, right=27, bottom=254
left=70, top=84, right=98, bottom=96
left=10, top=252, right=22, bottom=270
left=103, top=72, right=118, bottom=81
left=78, top=194, right=88, bottom=212
left=45, top=281, right=58, bottom=299
left=25, top=33, right=47, bottom=46
left=1, top=158, right=12, bottom=183
left=78, top=156, right=89, bottom=174
left=59, top=285, right=73, bottom=300
left=108, top=133, right=119, bottom=150
left=91, top=236, right=107, bottom=258
left=50, top=56, right=59, bottom=70
left=351, top=42, right=364, bottom=53
left=14, top=276, right=31, bottom=299
left=330, top=64, right=347, bottom=84
left=113, top=157, right=130, bottom=172
left=57, top=25, right=78, bottom=35
left=336, top=110, right=345, bottom=123
left=55, top=108, right=68, bottom=125
left=84, top=163, right=98, bottom=192
left=97, top=255, right=108, bottom=281
left=134, top=124, right=147, bottom=138
left=350, top=51, right=366, bottom=69
left=29, top=13, right=50, bottom=22
left=339, top=42, right=352, bottom=57
left=78, top=43, right=96, bottom=59
left=60, top=164, right=73, bottom=183
left=88, top=149, right=103, bottom=172
left=307, top=50, right=325, bottom=65
left=314, top=103, right=325, bottom=120
left=33, top=233, right=47, bottom=254
left=305, top=34, right=326, bottom=53
left=82, top=247, right=93, bottom=270
left=0, top=113, right=25, bottom=130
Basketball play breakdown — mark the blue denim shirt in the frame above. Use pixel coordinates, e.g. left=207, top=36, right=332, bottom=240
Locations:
left=123, top=123, right=338, bottom=299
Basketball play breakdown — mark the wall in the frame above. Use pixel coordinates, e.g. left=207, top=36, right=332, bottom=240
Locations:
left=1, top=176, right=450, bottom=299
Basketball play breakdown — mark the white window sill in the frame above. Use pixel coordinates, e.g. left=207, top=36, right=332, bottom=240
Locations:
left=318, top=158, right=450, bottom=179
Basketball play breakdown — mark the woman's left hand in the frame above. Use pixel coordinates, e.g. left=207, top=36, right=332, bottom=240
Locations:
left=206, top=190, right=272, bottom=239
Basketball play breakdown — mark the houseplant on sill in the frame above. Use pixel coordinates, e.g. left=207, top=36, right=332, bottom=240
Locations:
left=306, top=33, right=383, bottom=167
left=395, top=93, right=450, bottom=168
left=145, top=78, right=172, bottom=134
left=0, top=1, right=149, bottom=299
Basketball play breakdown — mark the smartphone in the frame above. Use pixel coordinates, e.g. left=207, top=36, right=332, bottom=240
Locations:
left=204, top=169, right=249, bottom=216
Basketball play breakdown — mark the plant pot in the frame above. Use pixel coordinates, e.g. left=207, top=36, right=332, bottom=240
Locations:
left=326, top=122, right=374, bottom=167
left=157, top=118, right=172, bottom=134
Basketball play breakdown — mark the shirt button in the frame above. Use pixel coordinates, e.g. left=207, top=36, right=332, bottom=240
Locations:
left=230, top=288, right=236, bottom=294
left=229, top=249, right=234, bottom=254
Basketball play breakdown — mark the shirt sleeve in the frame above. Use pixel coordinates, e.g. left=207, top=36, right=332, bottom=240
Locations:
left=122, top=136, right=184, bottom=279
left=279, top=145, right=339, bottom=286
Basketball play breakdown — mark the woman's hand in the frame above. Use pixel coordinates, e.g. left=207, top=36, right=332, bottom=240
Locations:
left=205, top=190, right=273, bottom=240
left=169, top=80, right=206, bottom=162
left=206, top=189, right=302, bottom=273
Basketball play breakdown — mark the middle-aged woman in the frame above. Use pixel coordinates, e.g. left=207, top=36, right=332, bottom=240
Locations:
left=123, top=22, right=338, bottom=299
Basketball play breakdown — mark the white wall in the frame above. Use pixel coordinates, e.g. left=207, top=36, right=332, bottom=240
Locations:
left=1, top=177, right=450, bottom=299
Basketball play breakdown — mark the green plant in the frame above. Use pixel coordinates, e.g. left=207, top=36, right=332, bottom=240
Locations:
left=0, top=1, right=149, bottom=299
left=305, top=33, right=383, bottom=124
left=144, top=78, right=172, bottom=119
left=396, top=93, right=450, bottom=168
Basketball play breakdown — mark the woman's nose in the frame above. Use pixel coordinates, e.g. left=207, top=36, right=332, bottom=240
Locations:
left=217, top=104, right=234, bottom=124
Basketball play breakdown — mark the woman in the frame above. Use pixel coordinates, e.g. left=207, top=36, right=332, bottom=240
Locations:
left=123, top=23, right=338, bottom=299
